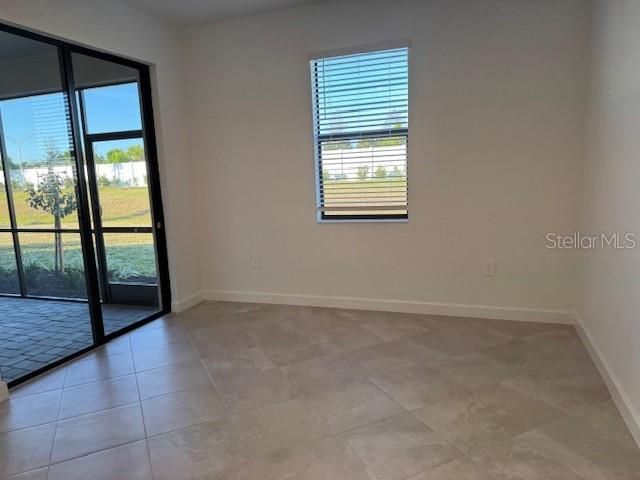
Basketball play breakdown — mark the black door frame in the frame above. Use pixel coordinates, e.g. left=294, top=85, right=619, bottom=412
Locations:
left=83, top=129, right=160, bottom=306
left=0, top=21, right=172, bottom=388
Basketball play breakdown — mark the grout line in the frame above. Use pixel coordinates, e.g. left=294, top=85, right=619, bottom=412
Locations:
left=44, top=437, right=148, bottom=472
left=131, top=346, right=156, bottom=480
left=45, top=366, right=68, bottom=471
left=184, top=324, right=254, bottom=456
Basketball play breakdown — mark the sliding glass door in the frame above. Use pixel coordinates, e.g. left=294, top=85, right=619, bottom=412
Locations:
left=72, top=52, right=164, bottom=334
left=0, top=23, right=170, bottom=385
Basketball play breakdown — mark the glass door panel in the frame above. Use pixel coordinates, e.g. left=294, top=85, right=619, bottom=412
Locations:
left=0, top=160, right=18, bottom=294
left=0, top=28, right=95, bottom=384
left=103, top=232, right=157, bottom=284
left=1, top=93, right=80, bottom=230
left=19, top=232, right=86, bottom=298
left=92, top=138, right=152, bottom=228
left=0, top=159, right=9, bottom=228
left=82, top=83, right=143, bottom=134
left=72, top=51, right=163, bottom=333
left=0, top=233, right=19, bottom=294
left=0, top=23, right=169, bottom=386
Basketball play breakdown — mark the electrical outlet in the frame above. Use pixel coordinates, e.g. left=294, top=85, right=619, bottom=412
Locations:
left=250, top=255, right=260, bottom=269
left=483, top=258, right=495, bottom=277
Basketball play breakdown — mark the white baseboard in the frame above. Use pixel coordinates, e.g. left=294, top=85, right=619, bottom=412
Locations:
left=573, top=311, right=640, bottom=447
left=0, top=381, right=8, bottom=402
left=171, top=291, right=204, bottom=313
left=203, top=289, right=572, bottom=324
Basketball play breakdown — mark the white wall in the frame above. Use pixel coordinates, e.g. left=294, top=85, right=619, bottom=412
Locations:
left=0, top=0, right=200, bottom=309
left=184, top=0, right=589, bottom=321
left=579, top=0, right=640, bottom=440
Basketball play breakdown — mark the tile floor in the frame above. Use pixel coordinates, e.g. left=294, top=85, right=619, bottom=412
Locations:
left=0, top=297, right=157, bottom=383
left=1, top=301, right=639, bottom=479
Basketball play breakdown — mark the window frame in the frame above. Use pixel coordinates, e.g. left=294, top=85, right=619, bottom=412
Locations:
left=310, top=44, right=410, bottom=223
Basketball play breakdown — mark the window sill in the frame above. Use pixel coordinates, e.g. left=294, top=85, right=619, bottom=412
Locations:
left=317, top=218, right=409, bottom=224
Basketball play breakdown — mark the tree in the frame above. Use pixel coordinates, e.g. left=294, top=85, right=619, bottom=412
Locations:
left=324, top=139, right=351, bottom=150
left=374, top=166, right=388, bottom=178
left=25, top=142, right=77, bottom=273
left=3, top=155, right=19, bottom=170
left=106, top=148, right=130, bottom=164
left=127, top=145, right=144, bottom=162
left=356, top=165, right=369, bottom=180
left=357, top=137, right=374, bottom=148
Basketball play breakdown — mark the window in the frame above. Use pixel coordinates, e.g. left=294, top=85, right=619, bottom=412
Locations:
left=310, top=47, right=409, bottom=220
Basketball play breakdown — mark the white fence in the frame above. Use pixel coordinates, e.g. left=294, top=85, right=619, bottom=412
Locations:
left=321, top=144, right=407, bottom=180
left=3, top=161, right=148, bottom=187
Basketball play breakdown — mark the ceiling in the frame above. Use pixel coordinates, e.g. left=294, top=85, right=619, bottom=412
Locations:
left=121, top=0, right=327, bottom=26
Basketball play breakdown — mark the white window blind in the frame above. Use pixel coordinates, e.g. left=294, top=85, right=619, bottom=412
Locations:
left=310, top=47, right=409, bottom=220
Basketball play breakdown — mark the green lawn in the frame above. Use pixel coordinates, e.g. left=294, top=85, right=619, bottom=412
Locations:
left=0, top=186, right=156, bottom=295
left=1, top=186, right=151, bottom=228
left=323, top=177, right=408, bottom=216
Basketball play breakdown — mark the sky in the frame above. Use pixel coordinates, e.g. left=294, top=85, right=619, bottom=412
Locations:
left=0, top=82, right=142, bottom=166
left=313, top=47, right=409, bottom=137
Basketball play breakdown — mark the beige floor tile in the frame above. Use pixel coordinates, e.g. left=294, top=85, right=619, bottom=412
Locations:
left=132, top=342, right=199, bottom=372
left=0, top=423, right=56, bottom=478
left=413, top=385, right=563, bottom=453
left=51, top=403, right=145, bottom=463
left=90, top=334, right=132, bottom=357
left=3, top=302, right=629, bottom=480
left=59, top=375, right=139, bottom=420
left=466, top=318, right=571, bottom=338
left=358, top=315, right=430, bottom=341
left=2, top=468, right=49, bottom=480
left=233, top=398, right=332, bottom=458
left=48, top=440, right=152, bottom=480
left=0, top=390, right=61, bottom=432
left=142, top=384, right=228, bottom=436
left=536, top=404, right=640, bottom=479
left=246, top=319, right=343, bottom=366
left=301, top=379, right=404, bottom=434
left=130, top=323, right=188, bottom=350
left=178, top=302, right=266, bottom=330
left=370, top=365, right=466, bottom=410
left=10, top=368, right=66, bottom=399
left=479, top=338, right=547, bottom=370
left=205, top=347, right=293, bottom=414
left=594, top=397, right=625, bottom=417
left=64, top=351, right=134, bottom=387
left=309, top=319, right=383, bottom=351
left=408, top=457, right=494, bottom=480
left=341, top=412, right=462, bottom=480
left=429, top=352, right=520, bottom=390
left=502, top=359, right=610, bottom=414
left=135, top=315, right=180, bottom=332
left=281, top=352, right=362, bottom=397
left=136, top=361, right=211, bottom=400
left=265, top=340, right=343, bottom=368
left=148, top=420, right=252, bottom=480
left=225, top=436, right=374, bottom=480
left=470, top=429, right=608, bottom=480
left=411, top=324, right=512, bottom=356
left=189, top=323, right=259, bottom=357
left=344, top=339, right=445, bottom=376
